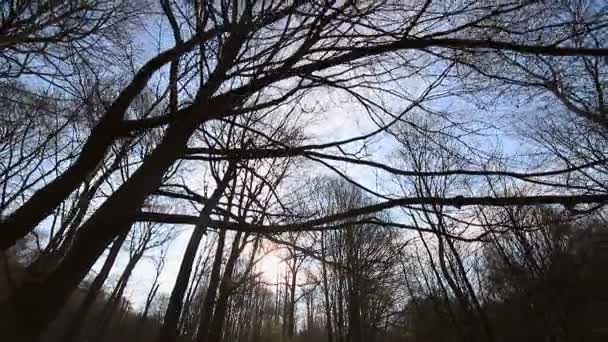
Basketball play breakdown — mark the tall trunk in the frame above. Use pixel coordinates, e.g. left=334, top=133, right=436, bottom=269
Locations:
left=157, top=163, right=235, bottom=342
left=157, top=227, right=208, bottom=342
left=320, top=231, right=333, bottom=342
left=134, top=280, right=160, bottom=340
left=347, top=277, right=362, bottom=342
left=181, top=246, right=212, bottom=333
left=432, top=216, right=482, bottom=342
left=346, top=230, right=362, bottom=342
left=28, top=180, right=97, bottom=277
left=443, top=227, right=495, bottom=342
left=206, top=231, right=243, bottom=342
left=4, top=20, right=249, bottom=340
left=287, top=261, right=298, bottom=340
left=305, top=290, right=314, bottom=332
left=1, top=114, right=200, bottom=341
left=0, top=34, right=210, bottom=251
left=436, top=233, right=470, bottom=309
left=282, top=271, right=290, bottom=339
left=275, top=272, right=281, bottom=327
left=40, top=142, right=130, bottom=273
left=94, top=250, right=144, bottom=342
left=0, top=121, right=117, bottom=251
left=336, top=273, right=345, bottom=342
left=196, top=229, right=227, bottom=342
left=103, top=252, right=142, bottom=320
left=417, top=229, right=467, bottom=342
left=62, top=230, right=128, bottom=342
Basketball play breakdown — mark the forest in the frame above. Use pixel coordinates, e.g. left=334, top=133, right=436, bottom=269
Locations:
left=0, top=1, right=607, bottom=342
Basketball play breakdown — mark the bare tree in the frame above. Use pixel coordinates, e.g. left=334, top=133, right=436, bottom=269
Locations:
left=1, top=2, right=608, bottom=341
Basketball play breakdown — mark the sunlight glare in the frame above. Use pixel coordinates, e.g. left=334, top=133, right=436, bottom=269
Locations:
left=257, top=252, right=285, bottom=282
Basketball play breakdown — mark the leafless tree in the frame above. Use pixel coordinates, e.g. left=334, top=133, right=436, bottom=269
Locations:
left=1, top=2, right=608, bottom=341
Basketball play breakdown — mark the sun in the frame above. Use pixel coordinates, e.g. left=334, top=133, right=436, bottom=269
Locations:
left=257, top=252, right=285, bottom=283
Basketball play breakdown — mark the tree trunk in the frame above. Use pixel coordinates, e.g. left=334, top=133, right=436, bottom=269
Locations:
left=320, top=231, right=333, bottom=342
left=62, top=230, right=128, bottom=342
left=347, top=279, right=362, bottom=342
left=0, top=36, right=204, bottom=251
left=158, top=163, right=235, bottom=342
left=1, top=114, right=201, bottom=341
left=196, top=229, right=227, bottom=342
left=96, top=251, right=143, bottom=340
left=345, top=230, right=362, bottom=342
left=206, top=231, right=243, bottom=342
left=134, top=280, right=159, bottom=340
left=287, top=262, right=298, bottom=340
left=1, top=42, right=241, bottom=335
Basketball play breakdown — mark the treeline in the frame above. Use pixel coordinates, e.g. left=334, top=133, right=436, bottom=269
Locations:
left=2, top=180, right=607, bottom=342
left=397, top=209, right=608, bottom=342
